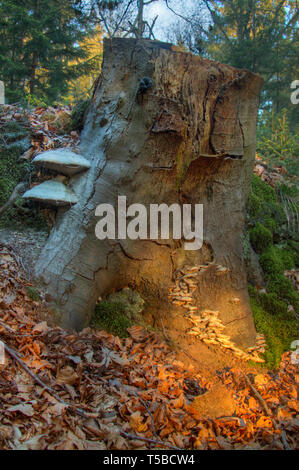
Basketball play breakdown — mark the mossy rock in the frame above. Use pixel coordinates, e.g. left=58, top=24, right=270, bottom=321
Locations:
left=26, top=286, right=41, bottom=301
left=91, top=288, right=145, bottom=338
left=91, top=301, right=131, bottom=338
left=249, top=223, right=272, bottom=253
left=106, top=288, right=145, bottom=322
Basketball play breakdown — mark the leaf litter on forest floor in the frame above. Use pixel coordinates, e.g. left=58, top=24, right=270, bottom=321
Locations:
left=0, top=243, right=298, bottom=450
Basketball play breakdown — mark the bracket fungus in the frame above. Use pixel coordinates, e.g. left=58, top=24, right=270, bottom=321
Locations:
left=32, top=149, right=91, bottom=176
left=22, top=180, right=78, bottom=207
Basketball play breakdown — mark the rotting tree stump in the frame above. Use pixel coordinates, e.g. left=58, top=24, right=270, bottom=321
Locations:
left=35, top=38, right=263, bottom=349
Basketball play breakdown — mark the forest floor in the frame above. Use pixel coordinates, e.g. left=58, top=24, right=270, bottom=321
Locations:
left=0, top=104, right=298, bottom=450
left=0, top=244, right=298, bottom=450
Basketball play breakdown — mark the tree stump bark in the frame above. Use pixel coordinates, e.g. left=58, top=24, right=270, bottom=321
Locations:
left=35, top=38, right=263, bottom=349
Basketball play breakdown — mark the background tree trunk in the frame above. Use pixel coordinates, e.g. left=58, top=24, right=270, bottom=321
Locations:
left=35, top=38, right=263, bottom=349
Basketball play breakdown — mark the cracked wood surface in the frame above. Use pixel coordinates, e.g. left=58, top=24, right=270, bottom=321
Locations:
left=34, top=38, right=263, bottom=347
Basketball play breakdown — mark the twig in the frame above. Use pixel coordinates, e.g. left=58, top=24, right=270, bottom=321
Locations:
left=137, top=395, right=158, bottom=440
left=3, top=340, right=92, bottom=419
left=281, top=430, right=292, bottom=451
left=0, top=320, right=15, bottom=334
left=244, top=374, right=272, bottom=416
left=119, top=430, right=182, bottom=450
left=0, top=320, right=37, bottom=337
left=244, top=374, right=291, bottom=450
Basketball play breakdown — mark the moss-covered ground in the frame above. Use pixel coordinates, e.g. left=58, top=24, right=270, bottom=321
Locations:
left=246, top=174, right=299, bottom=368
left=0, top=111, right=49, bottom=230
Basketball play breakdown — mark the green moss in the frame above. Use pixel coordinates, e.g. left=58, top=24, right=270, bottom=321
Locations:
left=249, top=223, right=272, bottom=253
left=247, top=192, right=262, bottom=219
left=69, top=99, right=90, bottom=132
left=26, top=286, right=41, bottom=301
left=267, top=275, right=299, bottom=311
left=260, top=247, right=284, bottom=274
left=247, top=175, right=299, bottom=367
left=259, top=292, right=288, bottom=316
left=287, top=241, right=299, bottom=267
left=91, top=301, right=131, bottom=338
left=279, top=249, right=295, bottom=270
left=260, top=246, right=294, bottom=275
left=247, top=174, right=285, bottom=228
left=0, top=194, right=50, bottom=231
left=263, top=216, right=277, bottom=234
left=250, top=297, right=298, bottom=369
left=242, top=231, right=252, bottom=261
left=248, top=283, right=259, bottom=301
left=0, top=146, right=31, bottom=208
left=91, top=289, right=145, bottom=338
left=0, top=115, right=50, bottom=231
left=105, top=288, right=145, bottom=323
left=258, top=246, right=298, bottom=312
left=251, top=174, right=277, bottom=204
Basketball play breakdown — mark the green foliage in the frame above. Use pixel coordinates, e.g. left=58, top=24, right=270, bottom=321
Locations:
left=250, top=296, right=297, bottom=369
left=26, top=94, right=48, bottom=109
left=259, top=292, right=288, bottom=316
left=247, top=175, right=285, bottom=231
left=257, top=110, right=299, bottom=179
left=247, top=173, right=299, bottom=366
left=287, top=240, right=299, bottom=267
left=0, top=119, right=31, bottom=207
left=260, top=246, right=294, bottom=275
left=258, top=244, right=298, bottom=312
left=201, top=1, right=298, bottom=122
left=0, top=0, right=97, bottom=104
left=247, top=180, right=299, bottom=311
left=0, top=112, right=49, bottom=230
left=26, top=286, right=41, bottom=301
left=91, top=301, right=131, bottom=338
left=249, top=223, right=272, bottom=254
left=250, top=174, right=277, bottom=205
left=69, top=99, right=90, bottom=132
left=267, top=275, right=299, bottom=312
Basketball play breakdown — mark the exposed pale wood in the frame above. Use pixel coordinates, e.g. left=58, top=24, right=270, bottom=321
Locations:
left=35, top=38, right=263, bottom=348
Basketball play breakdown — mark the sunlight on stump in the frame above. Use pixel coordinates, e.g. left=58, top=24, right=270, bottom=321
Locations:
left=35, top=38, right=263, bottom=350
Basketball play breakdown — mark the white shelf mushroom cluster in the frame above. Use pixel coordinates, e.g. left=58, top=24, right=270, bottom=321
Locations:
left=22, top=149, right=90, bottom=207
left=168, top=263, right=266, bottom=363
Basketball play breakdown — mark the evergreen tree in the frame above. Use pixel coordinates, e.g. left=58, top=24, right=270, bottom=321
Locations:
left=201, top=0, right=298, bottom=120
left=0, top=0, right=97, bottom=103
left=167, top=0, right=298, bottom=122
left=203, top=1, right=298, bottom=109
